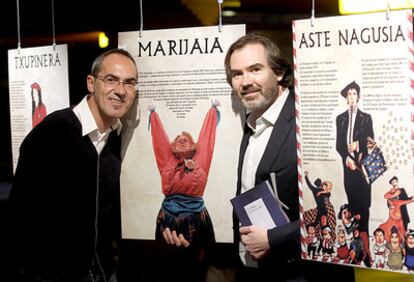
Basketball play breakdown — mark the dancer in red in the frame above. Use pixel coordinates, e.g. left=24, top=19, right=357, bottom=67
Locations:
left=148, top=100, right=220, bottom=249
left=379, top=187, right=414, bottom=242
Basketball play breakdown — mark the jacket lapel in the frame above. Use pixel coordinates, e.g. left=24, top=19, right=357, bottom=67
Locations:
left=353, top=109, right=364, bottom=139
left=236, top=121, right=253, bottom=195
left=255, top=91, right=295, bottom=182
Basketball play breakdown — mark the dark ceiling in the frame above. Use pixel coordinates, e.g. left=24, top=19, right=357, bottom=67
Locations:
left=0, top=0, right=340, bottom=181
left=0, top=0, right=339, bottom=46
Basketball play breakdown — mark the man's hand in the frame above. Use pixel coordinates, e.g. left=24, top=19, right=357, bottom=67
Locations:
left=239, top=225, right=270, bottom=260
left=347, top=141, right=359, bottom=154
left=346, top=157, right=357, bottom=171
left=162, top=227, right=190, bottom=248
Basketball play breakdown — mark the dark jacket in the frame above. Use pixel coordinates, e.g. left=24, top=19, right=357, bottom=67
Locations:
left=235, top=90, right=301, bottom=279
left=7, top=108, right=121, bottom=280
left=234, top=90, right=354, bottom=282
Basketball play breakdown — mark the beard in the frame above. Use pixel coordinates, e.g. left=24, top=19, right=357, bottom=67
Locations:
left=241, top=86, right=278, bottom=112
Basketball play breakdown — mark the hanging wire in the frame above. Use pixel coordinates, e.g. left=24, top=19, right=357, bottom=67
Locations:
left=386, top=2, right=390, bottom=20
left=51, top=0, right=56, bottom=50
left=16, top=0, right=21, bottom=53
left=217, top=0, right=223, bottom=32
left=139, top=0, right=143, bottom=38
left=310, top=0, right=315, bottom=27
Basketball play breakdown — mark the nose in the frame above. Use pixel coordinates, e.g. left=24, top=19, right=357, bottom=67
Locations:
left=241, top=72, right=253, bottom=87
left=113, top=81, right=127, bottom=95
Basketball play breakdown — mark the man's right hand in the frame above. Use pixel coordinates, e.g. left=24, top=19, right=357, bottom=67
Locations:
left=162, top=227, right=190, bottom=248
left=346, top=157, right=357, bottom=171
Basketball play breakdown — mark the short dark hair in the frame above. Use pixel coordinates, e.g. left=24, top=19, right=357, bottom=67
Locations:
left=91, top=48, right=138, bottom=77
left=224, top=33, right=292, bottom=88
left=373, top=227, right=385, bottom=236
left=389, top=176, right=398, bottom=184
left=338, top=204, right=350, bottom=219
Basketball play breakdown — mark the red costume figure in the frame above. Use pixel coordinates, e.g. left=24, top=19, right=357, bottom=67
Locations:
left=379, top=188, right=414, bottom=242
left=31, top=82, right=47, bottom=128
left=149, top=101, right=220, bottom=248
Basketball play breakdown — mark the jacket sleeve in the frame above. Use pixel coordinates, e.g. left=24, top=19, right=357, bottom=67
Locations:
left=267, top=220, right=301, bottom=261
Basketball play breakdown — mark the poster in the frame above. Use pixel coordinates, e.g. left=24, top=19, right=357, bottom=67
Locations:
left=294, top=9, right=414, bottom=273
left=8, top=44, right=70, bottom=171
left=119, top=25, right=245, bottom=243
left=294, top=10, right=414, bottom=273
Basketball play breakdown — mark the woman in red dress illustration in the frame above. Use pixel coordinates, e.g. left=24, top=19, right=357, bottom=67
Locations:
left=148, top=100, right=220, bottom=252
left=379, top=187, right=414, bottom=242
left=31, top=82, right=47, bottom=128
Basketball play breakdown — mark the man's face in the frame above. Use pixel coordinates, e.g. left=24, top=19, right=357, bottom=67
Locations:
left=307, top=225, right=315, bottom=235
left=390, top=233, right=399, bottom=246
left=338, top=230, right=345, bottom=243
left=353, top=229, right=359, bottom=238
left=375, top=231, right=384, bottom=244
left=407, top=235, right=414, bottom=247
left=391, top=179, right=399, bottom=189
left=346, top=88, right=358, bottom=108
left=341, top=208, right=350, bottom=219
left=229, top=44, right=282, bottom=114
left=87, top=53, right=137, bottom=125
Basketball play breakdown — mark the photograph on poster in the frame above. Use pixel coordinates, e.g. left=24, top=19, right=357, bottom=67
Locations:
left=148, top=101, right=220, bottom=247
left=119, top=25, right=245, bottom=244
left=293, top=9, right=414, bottom=273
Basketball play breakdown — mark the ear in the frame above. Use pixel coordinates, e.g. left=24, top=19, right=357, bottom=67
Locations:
left=275, top=71, right=284, bottom=82
left=87, top=75, right=95, bottom=93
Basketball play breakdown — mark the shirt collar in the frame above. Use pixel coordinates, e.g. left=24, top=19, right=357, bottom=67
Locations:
left=246, top=88, right=289, bottom=131
left=73, top=95, right=122, bottom=137
left=349, top=107, right=358, bottom=114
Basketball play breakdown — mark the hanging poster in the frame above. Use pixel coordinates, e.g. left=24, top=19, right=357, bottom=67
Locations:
left=8, top=44, right=70, bottom=171
left=119, top=25, right=245, bottom=243
left=293, top=10, right=414, bottom=273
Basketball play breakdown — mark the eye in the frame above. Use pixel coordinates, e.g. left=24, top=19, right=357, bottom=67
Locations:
left=231, top=71, right=242, bottom=78
left=105, top=76, right=117, bottom=84
left=124, top=79, right=138, bottom=87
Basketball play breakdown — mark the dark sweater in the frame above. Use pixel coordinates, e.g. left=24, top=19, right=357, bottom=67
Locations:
left=7, top=108, right=121, bottom=280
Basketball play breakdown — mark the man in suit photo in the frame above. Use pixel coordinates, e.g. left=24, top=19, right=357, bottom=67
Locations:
left=336, top=81, right=374, bottom=263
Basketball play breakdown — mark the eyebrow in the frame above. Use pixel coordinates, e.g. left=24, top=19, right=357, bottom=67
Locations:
left=103, top=73, right=137, bottom=81
left=231, top=63, right=265, bottom=72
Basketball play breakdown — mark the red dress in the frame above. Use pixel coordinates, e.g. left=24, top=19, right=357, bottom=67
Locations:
left=150, top=106, right=217, bottom=197
left=149, top=106, right=219, bottom=246
left=379, top=191, right=414, bottom=242
left=32, top=104, right=47, bottom=128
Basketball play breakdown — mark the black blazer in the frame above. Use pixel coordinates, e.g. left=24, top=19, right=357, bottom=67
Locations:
left=336, top=108, right=373, bottom=163
left=235, top=90, right=300, bottom=265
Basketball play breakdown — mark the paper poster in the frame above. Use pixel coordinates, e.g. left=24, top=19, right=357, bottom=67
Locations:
left=8, top=44, right=70, bottom=171
left=119, top=25, right=245, bottom=243
left=294, top=10, right=414, bottom=273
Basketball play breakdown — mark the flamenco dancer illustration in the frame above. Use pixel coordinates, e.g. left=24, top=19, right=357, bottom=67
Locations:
left=148, top=100, right=220, bottom=251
